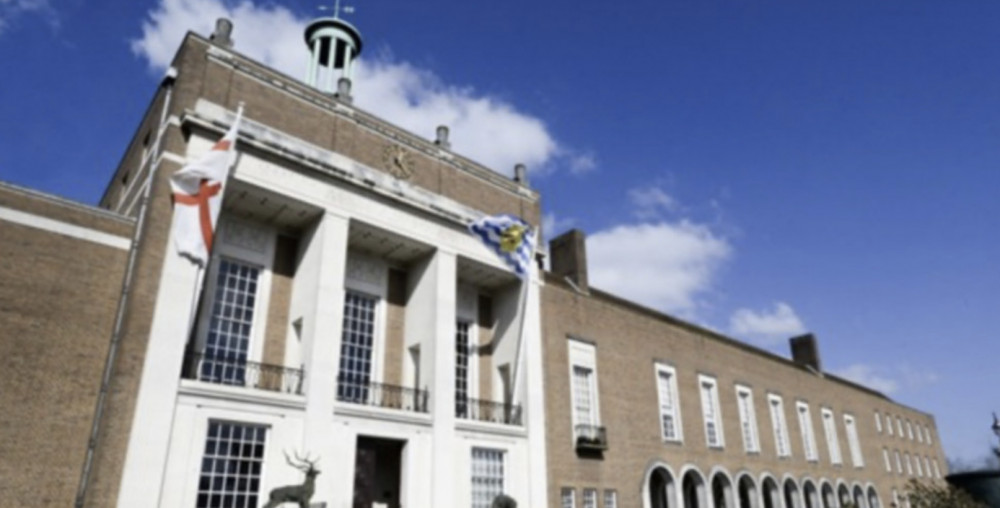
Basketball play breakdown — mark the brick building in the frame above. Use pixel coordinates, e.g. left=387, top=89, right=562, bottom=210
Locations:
left=0, top=13, right=946, bottom=508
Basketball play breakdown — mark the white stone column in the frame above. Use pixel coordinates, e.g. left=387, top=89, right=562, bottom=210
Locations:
left=407, top=248, right=457, bottom=507
left=522, top=274, right=550, bottom=508
left=289, top=211, right=350, bottom=505
left=117, top=201, right=209, bottom=507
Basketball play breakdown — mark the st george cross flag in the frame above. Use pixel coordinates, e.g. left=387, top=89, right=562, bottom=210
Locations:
left=170, top=106, right=243, bottom=265
left=468, top=214, right=536, bottom=278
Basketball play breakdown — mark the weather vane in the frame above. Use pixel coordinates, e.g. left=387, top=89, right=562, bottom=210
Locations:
left=319, top=0, right=355, bottom=18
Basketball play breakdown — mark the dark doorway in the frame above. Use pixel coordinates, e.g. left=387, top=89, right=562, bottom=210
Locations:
left=353, top=436, right=404, bottom=508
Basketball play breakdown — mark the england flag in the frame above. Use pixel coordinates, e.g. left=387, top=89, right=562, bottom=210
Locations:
left=170, top=106, right=243, bottom=265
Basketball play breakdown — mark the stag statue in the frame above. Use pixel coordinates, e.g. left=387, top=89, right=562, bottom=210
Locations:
left=492, top=493, right=517, bottom=508
left=262, top=451, right=320, bottom=508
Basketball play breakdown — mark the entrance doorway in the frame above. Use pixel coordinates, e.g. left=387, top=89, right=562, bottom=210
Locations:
left=353, top=436, right=404, bottom=508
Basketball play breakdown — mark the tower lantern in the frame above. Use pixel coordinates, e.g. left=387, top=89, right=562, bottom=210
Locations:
left=304, top=1, right=363, bottom=98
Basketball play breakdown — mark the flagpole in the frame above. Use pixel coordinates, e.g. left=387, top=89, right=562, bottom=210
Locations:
left=509, top=229, right=538, bottom=409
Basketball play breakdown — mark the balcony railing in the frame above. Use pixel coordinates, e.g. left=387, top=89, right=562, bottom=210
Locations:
left=182, top=352, right=305, bottom=395
left=336, top=375, right=429, bottom=413
left=575, top=424, right=608, bottom=451
left=456, top=397, right=523, bottom=426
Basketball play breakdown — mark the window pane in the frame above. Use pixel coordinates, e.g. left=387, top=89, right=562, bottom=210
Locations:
left=573, top=366, right=594, bottom=426
left=455, top=321, right=471, bottom=417
left=201, top=259, right=260, bottom=386
left=337, top=292, right=377, bottom=402
left=197, top=421, right=267, bottom=508
left=471, top=448, right=505, bottom=508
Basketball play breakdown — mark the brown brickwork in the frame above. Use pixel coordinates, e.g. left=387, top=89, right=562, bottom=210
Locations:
left=541, top=276, right=949, bottom=507
left=0, top=196, right=131, bottom=506
left=383, top=268, right=408, bottom=386
left=261, top=234, right=298, bottom=367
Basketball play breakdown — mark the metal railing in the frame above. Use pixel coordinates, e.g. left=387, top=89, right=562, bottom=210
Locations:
left=336, top=375, right=429, bottom=413
left=456, top=397, right=523, bottom=426
left=575, top=424, right=608, bottom=451
left=182, top=352, right=305, bottom=395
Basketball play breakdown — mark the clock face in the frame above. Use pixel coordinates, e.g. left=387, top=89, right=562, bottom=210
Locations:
left=382, top=144, right=415, bottom=180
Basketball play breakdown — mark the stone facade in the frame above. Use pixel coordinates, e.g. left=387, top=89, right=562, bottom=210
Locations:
left=0, top=23, right=949, bottom=508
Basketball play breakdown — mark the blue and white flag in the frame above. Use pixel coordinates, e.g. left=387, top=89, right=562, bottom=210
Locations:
left=468, top=214, right=536, bottom=278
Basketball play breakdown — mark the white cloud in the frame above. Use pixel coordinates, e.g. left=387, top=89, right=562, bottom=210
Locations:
left=629, top=187, right=678, bottom=219
left=0, top=0, right=54, bottom=34
left=130, top=0, right=570, bottom=177
left=587, top=220, right=730, bottom=315
left=567, top=152, right=597, bottom=175
left=830, top=364, right=900, bottom=395
left=729, top=302, right=807, bottom=346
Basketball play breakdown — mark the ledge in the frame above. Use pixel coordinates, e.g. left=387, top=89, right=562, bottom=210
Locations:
left=178, top=379, right=307, bottom=410
left=456, top=419, right=528, bottom=438
left=334, top=402, right=433, bottom=427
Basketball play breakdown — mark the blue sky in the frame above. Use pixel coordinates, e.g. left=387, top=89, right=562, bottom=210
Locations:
left=1, top=0, right=998, bottom=465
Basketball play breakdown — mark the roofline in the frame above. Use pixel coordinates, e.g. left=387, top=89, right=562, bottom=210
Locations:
left=542, top=272, right=919, bottom=406
left=0, top=179, right=135, bottom=224
left=182, top=32, right=540, bottom=203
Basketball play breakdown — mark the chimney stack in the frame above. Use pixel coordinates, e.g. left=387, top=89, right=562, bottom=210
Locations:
left=549, top=229, right=588, bottom=293
left=210, top=18, right=234, bottom=48
left=514, top=163, right=529, bottom=186
left=435, top=125, right=451, bottom=149
left=790, top=333, right=822, bottom=372
left=336, top=77, right=353, bottom=103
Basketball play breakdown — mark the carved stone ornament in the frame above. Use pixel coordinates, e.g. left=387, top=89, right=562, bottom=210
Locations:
left=221, top=220, right=269, bottom=254
left=381, top=143, right=415, bottom=180
left=346, top=254, right=382, bottom=287
left=457, top=285, right=477, bottom=320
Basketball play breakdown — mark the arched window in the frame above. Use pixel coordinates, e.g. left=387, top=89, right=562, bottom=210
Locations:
left=682, top=470, right=708, bottom=508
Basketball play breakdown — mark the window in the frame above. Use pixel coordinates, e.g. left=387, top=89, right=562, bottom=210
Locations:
left=735, top=385, right=760, bottom=453
left=471, top=448, right=505, bottom=508
left=821, top=408, right=842, bottom=465
left=796, top=402, right=818, bottom=462
left=933, top=459, right=941, bottom=478
left=883, top=448, right=892, bottom=473
left=337, top=291, right=378, bottom=401
left=583, top=489, right=597, bottom=508
left=904, top=453, right=913, bottom=475
left=561, top=488, right=575, bottom=508
left=456, top=320, right=471, bottom=417
left=604, top=490, right=618, bottom=508
left=925, top=426, right=933, bottom=445
left=197, top=421, right=267, bottom=508
left=897, top=417, right=904, bottom=437
left=699, top=375, right=724, bottom=448
left=200, top=259, right=261, bottom=386
left=895, top=450, right=903, bottom=475
left=916, top=423, right=924, bottom=443
left=915, top=454, right=923, bottom=477
left=573, top=366, right=596, bottom=426
left=887, top=415, right=894, bottom=436
left=655, top=364, right=682, bottom=442
left=569, top=340, right=600, bottom=441
left=768, top=394, right=791, bottom=457
left=875, top=411, right=883, bottom=433
left=924, top=456, right=932, bottom=479
left=844, top=414, right=864, bottom=468
left=906, top=420, right=914, bottom=440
